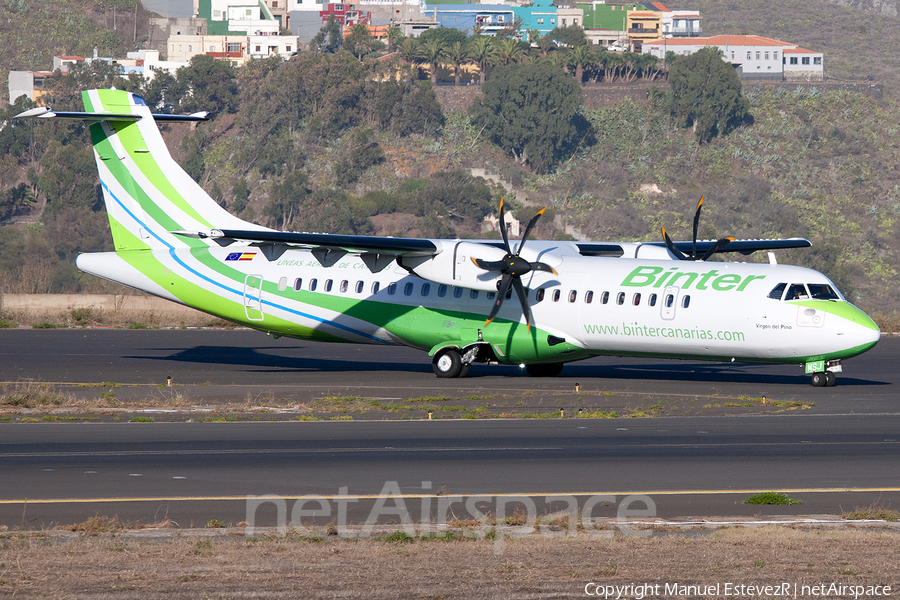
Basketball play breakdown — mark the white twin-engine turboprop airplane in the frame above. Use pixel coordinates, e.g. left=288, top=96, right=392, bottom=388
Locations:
left=17, top=90, right=880, bottom=386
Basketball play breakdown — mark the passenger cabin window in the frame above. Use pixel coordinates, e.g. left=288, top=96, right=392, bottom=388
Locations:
left=355, top=281, right=364, bottom=294
left=768, top=283, right=787, bottom=300
left=601, top=292, right=609, bottom=305
left=616, top=292, right=625, bottom=305
left=278, top=277, right=287, bottom=291
left=421, top=283, right=430, bottom=296
left=470, top=289, right=479, bottom=299
left=648, top=293, right=657, bottom=307
left=682, top=295, right=691, bottom=308
left=404, top=282, right=414, bottom=296
left=309, top=278, right=318, bottom=292
left=371, top=282, right=380, bottom=294
left=293, top=278, right=303, bottom=292
left=585, top=291, right=593, bottom=304
left=454, top=287, right=464, bottom=298
left=536, top=288, right=545, bottom=302
left=785, top=283, right=809, bottom=301
left=632, top=293, right=641, bottom=306
left=387, top=282, right=397, bottom=295
left=665, top=294, right=674, bottom=308
left=340, top=280, right=348, bottom=293
left=808, top=283, right=839, bottom=300
left=568, top=290, right=577, bottom=303
left=438, top=284, right=447, bottom=297
left=487, top=291, right=496, bottom=300
left=324, top=279, right=333, bottom=292
left=553, top=289, right=561, bottom=302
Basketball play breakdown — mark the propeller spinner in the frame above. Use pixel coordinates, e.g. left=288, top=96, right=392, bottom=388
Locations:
left=661, top=197, right=735, bottom=261
left=471, top=199, right=557, bottom=331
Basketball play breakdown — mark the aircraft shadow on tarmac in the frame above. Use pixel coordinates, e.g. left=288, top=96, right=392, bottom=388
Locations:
left=128, top=345, right=888, bottom=386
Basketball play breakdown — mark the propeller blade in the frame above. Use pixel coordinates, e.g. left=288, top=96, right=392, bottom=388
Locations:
left=497, top=198, right=511, bottom=255
left=529, top=262, right=558, bottom=275
left=662, top=227, right=689, bottom=261
left=699, top=236, right=735, bottom=261
left=511, top=277, right=533, bottom=332
left=485, top=274, right=513, bottom=327
left=691, top=196, right=704, bottom=259
left=471, top=257, right=507, bottom=271
left=517, top=207, right=546, bottom=256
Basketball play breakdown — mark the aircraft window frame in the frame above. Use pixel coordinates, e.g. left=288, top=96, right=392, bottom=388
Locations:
left=768, top=282, right=787, bottom=300
left=633, top=293, right=641, bottom=306
left=470, top=289, right=479, bottom=299
left=785, top=283, right=809, bottom=301
left=371, top=282, right=380, bottom=295
left=325, top=279, right=333, bottom=293
left=568, top=290, right=577, bottom=303
left=585, top=291, right=593, bottom=304
left=552, top=289, right=561, bottom=302
left=616, top=292, right=625, bottom=305
left=536, top=288, right=545, bottom=302
left=293, top=278, right=303, bottom=292
left=438, top=284, right=447, bottom=297
left=278, top=277, right=288, bottom=292
left=309, top=278, right=318, bottom=292
left=487, top=291, right=496, bottom=300
left=648, top=293, right=657, bottom=307
left=387, top=282, right=397, bottom=295
left=682, top=295, right=691, bottom=308
left=340, top=280, right=349, bottom=293
left=404, top=282, right=414, bottom=296
left=665, top=294, right=674, bottom=308
left=355, top=281, right=364, bottom=294
left=421, top=283, right=431, bottom=297
left=601, top=291, right=609, bottom=305
left=808, top=283, right=839, bottom=300
left=454, top=287, right=464, bottom=299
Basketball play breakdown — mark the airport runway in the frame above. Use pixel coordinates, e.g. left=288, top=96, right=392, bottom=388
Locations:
left=0, top=330, right=898, bottom=527
left=0, top=329, right=898, bottom=411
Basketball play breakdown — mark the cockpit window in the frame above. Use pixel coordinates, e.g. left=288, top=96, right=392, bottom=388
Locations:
left=785, top=283, right=809, bottom=301
left=768, top=283, right=786, bottom=300
left=808, top=283, right=840, bottom=300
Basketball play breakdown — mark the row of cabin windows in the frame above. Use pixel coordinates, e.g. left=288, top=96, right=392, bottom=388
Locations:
left=278, top=276, right=693, bottom=308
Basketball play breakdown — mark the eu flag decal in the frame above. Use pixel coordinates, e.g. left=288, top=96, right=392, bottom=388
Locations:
left=225, top=252, right=256, bottom=261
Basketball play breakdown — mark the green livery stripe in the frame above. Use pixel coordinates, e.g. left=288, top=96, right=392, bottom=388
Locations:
left=794, top=300, right=880, bottom=331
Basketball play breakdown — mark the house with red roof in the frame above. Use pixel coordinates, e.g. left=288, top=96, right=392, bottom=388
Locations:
left=642, top=35, right=824, bottom=81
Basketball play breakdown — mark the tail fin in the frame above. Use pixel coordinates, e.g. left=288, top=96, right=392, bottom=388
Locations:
left=78, top=89, right=265, bottom=251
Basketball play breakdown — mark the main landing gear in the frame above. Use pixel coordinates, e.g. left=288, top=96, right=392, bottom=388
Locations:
left=432, top=346, right=564, bottom=378
left=432, top=348, right=469, bottom=378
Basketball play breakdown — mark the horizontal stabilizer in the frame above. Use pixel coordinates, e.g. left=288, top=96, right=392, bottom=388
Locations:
left=14, top=106, right=209, bottom=122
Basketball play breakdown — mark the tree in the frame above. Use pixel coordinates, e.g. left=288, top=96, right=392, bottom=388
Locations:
left=566, top=44, right=596, bottom=84
left=311, top=15, right=343, bottom=53
left=497, top=37, right=526, bottom=66
left=419, top=27, right=467, bottom=47
left=471, top=63, right=591, bottom=173
left=346, top=23, right=375, bottom=61
left=468, top=36, right=498, bottom=85
left=265, top=171, right=310, bottom=229
left=386, top=26, right=405, bottom=53
left=175, top=54, right=238, bottom=114
left=445, top=41, right=472, bottom=86
left=420, top=37, right=446, bottom=85
left=668, top=47, right=750, bottom=143
left=550, top=25, right=587, bottom=48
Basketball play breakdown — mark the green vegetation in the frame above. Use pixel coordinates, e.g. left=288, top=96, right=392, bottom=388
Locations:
left=129, top=416, right=154, bottom=422
left=743, top=492, right=802, bottom=506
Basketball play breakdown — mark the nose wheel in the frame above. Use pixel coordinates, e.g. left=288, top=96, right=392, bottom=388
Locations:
left=811, top=371, right=836, bottom=387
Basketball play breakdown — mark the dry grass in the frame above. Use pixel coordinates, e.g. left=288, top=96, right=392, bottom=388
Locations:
left=0, top=528, right=897, bottom=598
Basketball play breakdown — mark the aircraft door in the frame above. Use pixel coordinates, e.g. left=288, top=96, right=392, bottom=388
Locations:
left=243, top=274, right=264, bottom=321
left=661, top=286, right=679, bottom=321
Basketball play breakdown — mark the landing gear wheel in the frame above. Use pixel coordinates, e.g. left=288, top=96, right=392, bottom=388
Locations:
left=811, top=372, right=827, bottom=387
left=458, top=363, right=471, bottom=378
left=825, top=371, right=836, bottom=387
left=525, top=363, right=564, bottom=377
left=433, top=349, right=463, bottom=378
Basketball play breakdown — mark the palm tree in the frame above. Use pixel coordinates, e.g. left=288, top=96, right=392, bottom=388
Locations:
left=386, top=25, right=404, bottom=54
left=498, top=37, right=524, bottom=66
left=346, top=23, right=373, bottom=61
left=566, top=44, right=596, bottom=85
left=420, top=37, right=447, bottom=85
left=398, top=38, right=423, bottom=80
left=445, top=41, right=472, bottom=86
left=600, top=51, right=623, bottom=83
left=468, top=36, right=498, bottom=85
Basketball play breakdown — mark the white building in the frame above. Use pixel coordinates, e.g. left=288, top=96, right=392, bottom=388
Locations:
left=660, top=10, right=701, bottom=38
left=125, top=49, right=189, bottom=80
left=643, top=35, right=824, bottom=81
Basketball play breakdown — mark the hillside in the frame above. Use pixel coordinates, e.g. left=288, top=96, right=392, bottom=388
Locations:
left=670, top=0, right=900, bottom=97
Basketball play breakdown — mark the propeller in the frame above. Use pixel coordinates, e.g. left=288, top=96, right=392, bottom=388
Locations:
left=471, top=199, right=557, bottom=331
left=661, top=197, right=735, bottom=261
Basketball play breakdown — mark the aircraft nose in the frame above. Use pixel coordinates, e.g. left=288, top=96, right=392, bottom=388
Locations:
left=845, top=303, right=881, bottom=347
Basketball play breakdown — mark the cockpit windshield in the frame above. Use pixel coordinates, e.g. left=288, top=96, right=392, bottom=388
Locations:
left=768, top=282, right=841, bottom=301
